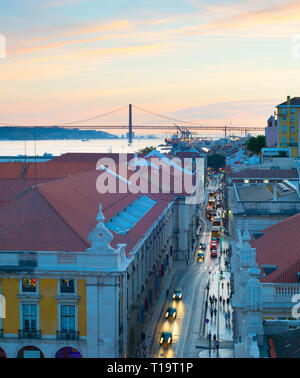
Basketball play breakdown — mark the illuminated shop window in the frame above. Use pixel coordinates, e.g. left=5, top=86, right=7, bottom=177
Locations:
left=60, top=279, right=75, bottom=293
left=22, top=278, right=36, bottom=293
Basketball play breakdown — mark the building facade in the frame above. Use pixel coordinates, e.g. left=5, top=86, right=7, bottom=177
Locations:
left=276, top=96, right=300, bottom=158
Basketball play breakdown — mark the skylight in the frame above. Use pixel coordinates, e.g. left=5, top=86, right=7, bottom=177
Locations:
left=105, top=195, right=157, bottom=235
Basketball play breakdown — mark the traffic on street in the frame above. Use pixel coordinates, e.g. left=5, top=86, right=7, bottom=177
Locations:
left=147, top=171, right=233, bottom=358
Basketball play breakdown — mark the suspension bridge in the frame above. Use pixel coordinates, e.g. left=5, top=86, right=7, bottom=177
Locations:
left=0, top=104, right=265, bottom=143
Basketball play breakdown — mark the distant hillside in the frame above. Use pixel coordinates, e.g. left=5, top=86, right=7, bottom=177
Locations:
left=0, top=126, right=118, bottom=140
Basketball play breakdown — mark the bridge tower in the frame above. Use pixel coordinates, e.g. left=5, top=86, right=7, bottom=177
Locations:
left=128, top=104, right=133, bottom=144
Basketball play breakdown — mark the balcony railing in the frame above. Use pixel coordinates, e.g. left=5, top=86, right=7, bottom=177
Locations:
left=56, top=330, right=79, bottom=340
left=18, top=329, right=41, bottom=339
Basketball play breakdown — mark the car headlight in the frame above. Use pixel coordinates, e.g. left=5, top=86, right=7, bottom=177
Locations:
left=165, top=312, right=169, bottom=318
left=160, top=337, right=164, bottom=344
left=179, top=294, right=182, bottom=299
left=173, top=294, right=176, bottom=299
left=173, top=313, right=176, bottom=318
left=168, top=337, right=171, bottom=343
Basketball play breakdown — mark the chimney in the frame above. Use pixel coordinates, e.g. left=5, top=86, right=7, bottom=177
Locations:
left=287, top=96, right=291, bottom=105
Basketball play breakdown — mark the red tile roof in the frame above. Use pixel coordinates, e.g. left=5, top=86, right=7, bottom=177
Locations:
left=0, top=168, right=175, bottom=256
left=0, top=162, right=25, bottom=179
left=251, top=213, right=300, bottom=283
left=0, top=179, right=53, bottom=206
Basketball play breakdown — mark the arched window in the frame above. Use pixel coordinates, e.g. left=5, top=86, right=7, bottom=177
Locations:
left=17, top=346, right=44, bottom=358
left=55, top=347, right=82, bottom=358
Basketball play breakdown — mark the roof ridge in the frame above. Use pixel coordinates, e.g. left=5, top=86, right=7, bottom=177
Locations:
left=36, top=186, right=90, bottom=249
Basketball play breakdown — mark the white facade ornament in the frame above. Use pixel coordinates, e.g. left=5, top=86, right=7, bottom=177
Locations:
left=86, top=203, right=128, bottom=271
left=242, top=229, right=251, bottom=242
left=240, top=242, right=255, bottom=268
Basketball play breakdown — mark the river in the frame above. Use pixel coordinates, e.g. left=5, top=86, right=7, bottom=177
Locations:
left=0, top=138, right=166, bottom=158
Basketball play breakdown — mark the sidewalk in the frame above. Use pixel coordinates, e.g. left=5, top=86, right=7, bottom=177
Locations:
left=200, top=245, right=234, bottom=358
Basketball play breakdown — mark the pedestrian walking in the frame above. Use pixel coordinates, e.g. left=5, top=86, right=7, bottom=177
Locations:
left=219, top=295, right=222, bottom=302
left=225, top=312, right=228, bottom=323
left=215, top=340, right=220, bottom=354
left=221, top=282, right=224, bottom=290
left=210, top=308, right=213, bottom=318
left=142, top=342, right=147, bottom=358
left=226, top=297, right=230, bottom=306
left=214, top=308, right=217, bottom=317
left=213, top=334, right=217, bottom=344
left=222, top=299, right=225, bottom=307
left=135, top=346, right=140, bottom=358
left=227, top=310, right=231, bottom=322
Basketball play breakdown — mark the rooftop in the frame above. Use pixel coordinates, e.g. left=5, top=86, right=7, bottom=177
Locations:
left=250, top=212, right=300, bottom=283
left=229, top=168, right=299, bottom=179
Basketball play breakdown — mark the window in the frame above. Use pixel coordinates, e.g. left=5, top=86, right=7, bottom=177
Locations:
left=291, top=115, right=296, bottom=122
left=61, top=305, right=75, bottom=332
left=291, top=124, right=295, bottom=133
left=22, top=304, right=37, bottom=331
left=282, top=124, right=287, bottom=133
left=60, top=279, right=75, bottom=293
left=22, top=278, right=37, bottom=293
left=282, top=115, right=287, bottom=121
left=291, top=137, right=296, bottom=146
left=281, top=137, right=287, bottom=147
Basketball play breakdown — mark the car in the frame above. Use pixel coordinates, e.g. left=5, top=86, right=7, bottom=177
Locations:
left=173, top=289, right=183, bottom=300
left=197, top=252, right=204, bottom=262
left=165, top=306, right=177, bottom=319
left=160, top=331, right=172, bottom=346
left=199, top=243, right=206, bottom=250
left=210, top=250, right=218, bottom=258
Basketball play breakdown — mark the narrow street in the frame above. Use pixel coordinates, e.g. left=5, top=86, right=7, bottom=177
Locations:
left=147, top=173, right=234, bottom=358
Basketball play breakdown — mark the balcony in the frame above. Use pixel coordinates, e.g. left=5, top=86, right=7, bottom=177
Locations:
left=18, top=329, right=41, bottom=339
left=0, top=329, right=3, bottom=338
left=56, top=330, right=79, bottom=340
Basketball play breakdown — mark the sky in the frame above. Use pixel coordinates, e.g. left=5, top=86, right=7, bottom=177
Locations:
left=0, top=0, right=300, bottom=131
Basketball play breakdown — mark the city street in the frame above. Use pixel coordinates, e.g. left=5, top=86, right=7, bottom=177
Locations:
left=147, top=173, right=233, bottom=358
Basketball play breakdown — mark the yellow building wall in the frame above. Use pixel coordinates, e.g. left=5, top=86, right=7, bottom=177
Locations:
left=77, top=279, right=86, bottom=337
left=1, top=278, right=19, bottom=334
left=39, top=278, right=58, bottom=335
left=0, top=277, right=87, bottom=337
left=278, top=107, right=299, bottom=157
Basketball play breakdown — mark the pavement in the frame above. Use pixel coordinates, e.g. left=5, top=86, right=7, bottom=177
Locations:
left=199, top=240, right=235, bottom=358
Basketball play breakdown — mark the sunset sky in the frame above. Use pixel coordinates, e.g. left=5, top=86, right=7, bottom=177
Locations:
left=1, top=0, right=300, bottom=131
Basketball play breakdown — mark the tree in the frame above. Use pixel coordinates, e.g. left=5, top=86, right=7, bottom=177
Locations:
left=278, top=150, right=288, bottom=158
left=137, top=146, right=156, bottom=155
left=246, top=135, right=266, bottom=155
left=207, top=153, right=226, bottom=169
